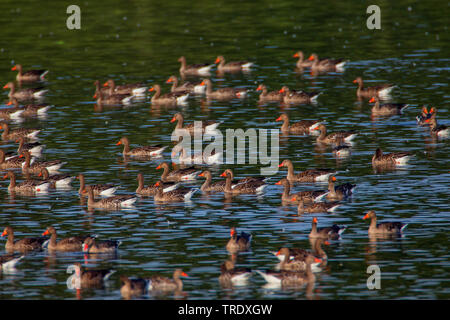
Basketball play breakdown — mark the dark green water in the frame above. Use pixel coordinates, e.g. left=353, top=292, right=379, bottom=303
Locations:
left=0, top=1, right=449, bottom=299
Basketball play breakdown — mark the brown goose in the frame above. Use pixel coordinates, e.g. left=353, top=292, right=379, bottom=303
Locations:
left=120, top=275, right=149, bottom=299
left=170, top=112, right=220, bottom=135
left=226, top=227, right=252, bottom=253
left=0, top=103, right=25, bottom=120
left=136, top=173, right=178, bottom=196
left=277, top=178, right=328, bottom=203
left=0, top=149, right=24, bottom=169
left=220, top=169, right=266, bottom=194
left=0, top=122, right=40, bottom=141
left=325, top=176, right=356, bottom=201
left=0, top=254, right=24, bottom=271
left=256, top=84, right=283, bottom=102
left=201, top=78, right=248, bottom=100
left=308, top=53, right=347, bottom=72
left=257, top=254, right=317, bottom=287
left=178, top=56, right=214, bottom=77
left=369, top=96, right=409, bottom=115
left=42, top=226, right=91, bottom=251
left=297, top=199, right=341, bottom=214
left=94, top=81, right=135, bottom=105
left=103, top=79, right=147, bottom=96
left=166, top=75, right=205, bottom=95
left=3, top=82, right=47, bottom=101
left=276, top=113, right=322, bottom=135
left=309, top=217, right=347, bottom=240
left=1, top=226, right=47, bottom=251
left=293, top=51, right=313, bottom=69
left=148, top=269, right=188, bottom=292
left=426, top=108, right=449, bottom=138
left=279, top=86, right=321, bottom=104
left=149, top=84, right=189, bottom=106
left=363, top=210, right=408, bottom=235
left=77, top=173, right=118, bottom=197
left=219, top=260, right=252, bottom=286
left=68, top=262, right=115, bottom=288
left=16, top=137, right=45, bottom=158
left=7, top=98, right=51, bottom=118
left=313, top=123, right=357, bottom=145
left=215, top=56, right=253, bottom=73
left=372, top=148, right=412, bottom=166
left=85, top=185, right=137, bottom=209
left=38, top=168, right=73, bottom=188
left=116, top=136, right=166, bottom=158
left=278, top=159, right=336, bottom=183
left=156, top=162, right=200, bottom=182
left=353, top=77, right=395, bottom=99
left=153, top=182, right=198, bottom=202
left=198, top=170, right=228, bottom=192
left=82, top=237, right=122, bottom=253
left=4, top=171, right=51, bottom=193
left=21, top=150, right=66, bottom=175
left=275, top=247, right=323, bottom=272
left=274, top=238, right=329, bottom=263
left=12, top=64, right=48, bottom=82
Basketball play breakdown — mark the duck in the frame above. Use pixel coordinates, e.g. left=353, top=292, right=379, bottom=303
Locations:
left=201, top=78, right=248, bottom=100
left=3, top=171, right=51, bottom=193
left=120, top=275, right=150, bottom=299
left=42, top=226, right=91, bottom=251
left=308, top=53, right=347, bottom=72
left=116, top=136, right=166, bottom=158
left=7, top=98, right=51, bottom=118
left=219, top=260, right=252, bottom=287
left=156, top=162, right=200, bottom=182
left=215, top=56, right=253, bottom=73
left=220, top=169, right=266, bottom=194
left=94, top=81, right=135, bottom=105
left=278, top=159, right=336, bottom=183
left=226, top=227, right=252, bottom=253
left=363, top=210, right=408, bottom=235
left=82, top=237, right=122, bottom=253
left=3, top=82, right=47, bottom=101
left=172, top=147, right=222, bottom=165
left=256, top=254, right=317, bottom=287
left=166, top=75, right=205, bottom=95
left=77, top=173, right=118, bottom=197
left=309, top=217, right=347, bottom=240
left=149, top=84, right=189, bottom=106
left=67, top=262, right=116, bottom=288
left=279, top=86, right=321, bottom=104
left=0, top=103, right=25, bottom=120
left=103, top=79, right=147, bottom=96
left=148, top=269, right=188, bottom=292
left=0, top=149, right=24, bottom=169
left=293, top=51, right=313, bottom=69
left=276, top=113, right=322, bottom=135
left=297, top=199, right=341, bottom=214
left=277, top=178, right=328, bottom=203
left=325, top=176, right=356, bottom=201
left=11, top=64, right=48, bottom=82
left=198, top=170, right=228, bottom=192
left=136, top=173, right=178, bottom=196
left=0, top=122, right=40, bottom=141
left=153, top=182, right=198, bottom=202
left=21, top=150, right=66, bottom=175
left=369, top=96, right=409, bottom=116
left=0, top=254, right=24, bottom=271
left=313, top=123, right=357, bottom=145
left=170, top=112, right=220, bottom=135
left=16, top=136, right=45, bottom=157
left=1, top=226, right=47, bottom=251
left=178, top=56, right=214, bottom=77
left=275, top=247, right=323, bottom=272
left=38, top=168, right=73, bottom=188
left=372, top=148, right=412, bottom=166
left=353, top=77, right=396, bottom=99
left=85, top=185, right=137, bottom=209
left=332, top=144, right=352, bottom=158
left=256, top=84, right=284, bottom=103
left=273, top=238, right=329, bottom=263
left=425, top=108, right=449, bottom=138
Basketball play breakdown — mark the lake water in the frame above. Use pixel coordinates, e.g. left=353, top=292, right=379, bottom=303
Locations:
left=0, top=0, right=449, bottom=300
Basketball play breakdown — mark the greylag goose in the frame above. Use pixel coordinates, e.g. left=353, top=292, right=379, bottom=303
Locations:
left=0, top=149, right=24, bottom=169
left=277, top=178, right=328, bottom=203
left=85, top=185, right=137, bottom=209
left=67, top=262, right=115, bottom=288
left=309, top=217, right=347, bottom=240
left=1, top=226, right=47, bottom=251
left=11, top=64, right=48, bottom=82
left=325, top=176, right=356, bottom=201
left=221, top=169, right=266, bottom=194
left=166, top=76, right=205, bottom=95
left=293, top=51, right=313, bottom=69
left=369, top=96, right=409, bottom=115
left=276, top=113, right=322, bottom=135
left=256, top=84, right=283, bottom=102
left=77, top=173, right=118, bottom=197
left=4, top=171, right=51, bottom=193
left=313, top=123, right=357, bottom=145
left=198, top=170, right=229, bottom=192
left=178, top=56, right=214, bottom=77
left=148, top=269, right=188, bottom=292
left=156, top=162, right=199, bottom=182
left=116, top=136, right=166, bottom=157
left=226, top=227, right=252, bottom=253
left=297, top=199, right=341, bottom=214
left=170, top=112, right=220, bottom=134
left=278, top=159, right=336, bottom=183
left=353, top=77, right=395, bottom=99
left=215, top=56, right=253, bottom=73
left=426, top=108, right=449, bottom=138
left=201, top=78, right=248, bottom=100
left=42, top=226, right=91, bottom=251
left=38, top=168, right=73, bottom=189
left=82, top=237, right=122, bottom=253
left=0, top=122, right=40, bottom=141
left=308, top=53, right=347, bottom=72
left=16, top=137, right=45, bottom=157
left=273, top=238, right=329, bottom=263
left=172, top=147, right=222, bottom=165
left=149, top=84, right=189, bottom=106
left=103, top=79, right=147, bottom=96
left=7, top=98, right=50, bottom=118
left=363, top=210, right=408, bottom=235
left=153, top=182, right=198, bottom=202
left=219, top=260, right=252, bottom=286
left=372, top=148, right=412, bottom=166
left=136, top=173, right=178, bottom=196
left=95, top=81, right=135, bottom=105
left=21, top=150, right=66, bottom=175
left=3, top=82, right=47, bottom=100
left=279, top=86, right=321, bottom=104
left=120, top=275, right=149, bottom=299
left=275, top=247, right=323, bottom=272
left=0, top=103, right=24, bottom=120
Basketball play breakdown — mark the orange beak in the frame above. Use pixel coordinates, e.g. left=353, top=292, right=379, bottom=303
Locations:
left=275, top=180, right=282, bottom=185
left=93, top=93, right=97, bottom=99
left=293, top=53, right=299, bottom=58
left=170, top=116, right=176, bottom=123
left=155, top=182, right=160, bottom=187
left=313, top=217, right=318, bottom=223
left=83, top=243, right=89, bottom=251
left=42, top=230, right=49, bottom=236
left=149, top=87, right=155, bottom=92
left=256, top=85, right=262, bottom=91
left=314, top=258, right=322, bottom=263
left=102, top=82, right=108, bottom=87
left=324, top=240, right=330, bottom=245
left=181, top=272, right=188, bottom=277
left=275, top=250, right=281, bottom=256
left=11, top=66, right=17, bottom=71
left=430, top=107, right=435, bottom=113
left=3, top=174, right=8, bottom=179
left=278, top=88, right=285, bottom=93
left=363, top=213, right=369, bottom=220
left=353, top=79, right=357, bottom=83
left=38, top=172, right=42, bottom=177
left=230, top=229, right=236, bottom=236
left=220, top=171, right=227, bottom=177
left=3, top=84, right=9, bottom=89
left=332, top=177, right=336, bottom=181
left=200, top=80, right=205, bottom=86
left=156, top=165, right=162, bottom=170
left=275, top=116, right=282, bottom=121
left=308, top=55, right=314, bottom=61
left=1, top=230, right=7, bottom=237
left=166, top=78, right=173, bottom=83
left=215, top=57, right=220, bottom=64
left=198, top=172, right=204, bottom=177
left=291, top=196, right=297, bottom=201
left=116, top=141, right=122, bottom=145
left=19, top=154, right=24, bottom=158
left=7, top=101, right=12, bottom=106
left=423, top=107, right=428, bottom=114
left=369, top=97, right=376, bottom=103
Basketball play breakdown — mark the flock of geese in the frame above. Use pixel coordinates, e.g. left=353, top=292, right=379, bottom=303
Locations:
left=0, top=51, right=447, bottom=299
